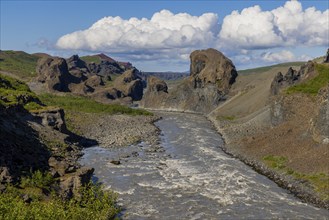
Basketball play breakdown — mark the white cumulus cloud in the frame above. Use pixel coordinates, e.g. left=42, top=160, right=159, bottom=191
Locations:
left=56, top=10, right=219, bottom=56
left=261, top=50, right=296, bottom=62
left=219, top=0, right=329, bottom=50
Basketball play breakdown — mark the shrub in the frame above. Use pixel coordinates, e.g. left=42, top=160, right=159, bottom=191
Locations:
left=0, top=180, right=119, bottom=220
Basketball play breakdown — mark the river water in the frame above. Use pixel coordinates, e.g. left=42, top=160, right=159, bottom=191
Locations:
left=80, top=112, right=329, bottom=219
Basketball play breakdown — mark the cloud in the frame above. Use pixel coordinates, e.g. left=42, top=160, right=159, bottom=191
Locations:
left=261, top=50, right=296, bottom=62
left=219, top=0, right=329, bottom=50
left=55, top=1, right=328, bottom=70
left=56, top=10, right=219, bottom=56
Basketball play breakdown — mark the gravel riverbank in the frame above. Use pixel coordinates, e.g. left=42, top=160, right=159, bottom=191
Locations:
left=68, top=112, right=161, bottom=148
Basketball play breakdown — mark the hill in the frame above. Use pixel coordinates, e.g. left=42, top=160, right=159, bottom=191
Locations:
left=0, top=50, right=39, bottom=80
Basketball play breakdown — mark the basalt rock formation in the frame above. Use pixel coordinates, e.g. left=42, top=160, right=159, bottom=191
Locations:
left=35, top=54, right=144, bottom=104
left=0, top=76, right=97, bottom=199
left=271, top=61, right=316, bottom=95
left=141, top=48, right=238, bottom=113
left=36, top=57, right=73, bottom=92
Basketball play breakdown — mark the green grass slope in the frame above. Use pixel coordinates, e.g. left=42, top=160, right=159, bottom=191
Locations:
left=38, top=93, right=152, bottom=116
left=80, top=55, right=102, bottom=64
left=0, top=50, right=39, bottom=80
left=238, top=62, right=305, bottom=75
left=287, top=64, right=329, bottom=95
left=0, top=74, right=42, bottom=110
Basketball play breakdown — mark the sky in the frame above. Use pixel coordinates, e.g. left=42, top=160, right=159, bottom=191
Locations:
left=1, top=0, right=328, bottom=72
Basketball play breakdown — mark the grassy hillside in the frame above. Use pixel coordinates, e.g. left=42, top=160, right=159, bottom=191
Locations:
left=238, top=62, right=305, bottom=75
left=287, top=63, right=329, bottom=95
left=0, top=50, right=39, bottom=80
left=38, top=93, right=152, bottom=116
left=0, top=74, right=42, bottom=110
left=80, top=55, right=102, bottom=64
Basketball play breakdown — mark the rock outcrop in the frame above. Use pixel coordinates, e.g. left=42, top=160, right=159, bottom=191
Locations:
left=189, top=48, right=237, bottom=92
left=36, top=57, right=72, bottom=92
left=312, top=85, right=329, bottom=144
left=141, top=48, right=238, bottom=113
left=66, top=55, right=89, bottom=80
left=147, top=76, right=168, bottom=93
left=324, top=48, right=329, bottom=63
left=113, top=68, right=144, bottom=101
left=270, top=61, right=316, bottom=95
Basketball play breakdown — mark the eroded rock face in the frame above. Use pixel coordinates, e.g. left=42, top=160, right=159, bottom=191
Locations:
left=324, top=48, right=329, bottom=63
left=113, top=68, right=144, bottom=101
left=141, top=48, right=238, bottom=113
left=147, top=76, right=168, bottom=93
left=312, top=85, right=329, bottom=144
left=59, top=167, right=94, bottom=200
left=32, top=108, right=67, bottom=132
left=66, top=55, right=89, bottom=80
left=36, top=57, right=72, bottom=92
left=190, top=48, right=238, bottom=92
left=270, top=61, right=316, bottom=95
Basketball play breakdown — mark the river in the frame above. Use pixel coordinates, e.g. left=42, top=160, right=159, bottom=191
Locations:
left=80, top=112, right=329, bottom=219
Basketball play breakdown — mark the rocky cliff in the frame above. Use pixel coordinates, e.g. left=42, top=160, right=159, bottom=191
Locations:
left=208, top=51, right=329, bottom=208
left=35, top=54, right=143, bottom=104
left=141, top=48, right=238, bottom=113
left=0, top=74, right=96, bottom=199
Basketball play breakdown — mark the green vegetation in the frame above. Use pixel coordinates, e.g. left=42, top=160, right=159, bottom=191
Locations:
left=216, top=115, right=236, bottom=121
left=263, top=155, right=287, bottom=170
left=20, top=170, right=55, bottom=191
left=0, top=50, right=39, bottom=79
left=263, top=155, right=329, bottom=200
left=38, top=93, right=152, bottom=116
left=80, top=55, right=102, bottom=64
left=286, top=64, right=329, bottom=95
left=0, top=74, right=42, bottom=110
left=0, top=175, right=119, bottom=220
left=238, top=62, right=304, bottom=75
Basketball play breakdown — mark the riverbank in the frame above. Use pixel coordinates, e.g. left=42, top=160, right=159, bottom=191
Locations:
left=67, top=112, right=161, bottom=148
left=131, top=107, right=329, bottom=210
left=208, top=109, right=329, bottom=209
left=80, top=111, right=329, bottom=219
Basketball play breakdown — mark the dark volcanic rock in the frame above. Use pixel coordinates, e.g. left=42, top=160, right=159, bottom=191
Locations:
left=91, top=60, right=124, bottom=79
left=32, top=108, right=67, bottom=132
left=141, top=48, right=238, bottom=113
left=36, top=57, right=72, bottom=92
left=66, top=55, right=89, bottom=80
left=324, top=48, right=329, bottom=63
left=147, top=76, right=168, bottom=93
left=189, top=48, right=238, bottom=92
left=270, top=61, right=316, bottom=95
left=113, top=68, right=144, bottom=101
left=271, top=72, right=284, bottom=95
left=59, top=167, right=94, bottom=199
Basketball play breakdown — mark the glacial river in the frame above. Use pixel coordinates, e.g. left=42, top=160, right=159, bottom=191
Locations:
left=80, top=112, right=329, bottom=219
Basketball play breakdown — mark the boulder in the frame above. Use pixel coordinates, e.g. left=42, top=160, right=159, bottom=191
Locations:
left=113, top=68, right=144, bottom=101
left=147, top=76, right=168, bottom=93
left=36, top=57, right=72, bottom=92
left=70, top=75, right=104, bottom=95
left=66, top=55, right=89, bottom=81
left=59, top=166, right=94, bottom=200
left=32, top=108, right=67, bottom=132
left=93, top=60, right=124, bottom=78
left=190, top=48, right=238, bottom=92
left=141, top=48, right=238, bottom=113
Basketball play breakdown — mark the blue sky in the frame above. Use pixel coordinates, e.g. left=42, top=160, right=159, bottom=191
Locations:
left=1, top=0, right=328, bottom=71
